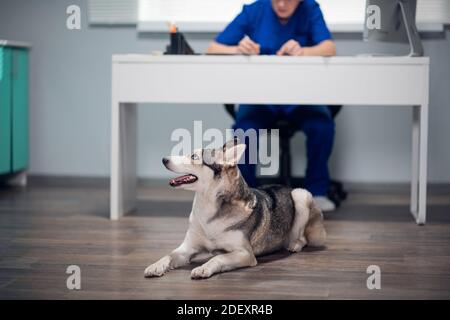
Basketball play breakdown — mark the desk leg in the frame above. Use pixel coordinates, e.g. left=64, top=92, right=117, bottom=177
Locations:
left=110, top=102, right=137, bottom=220
left=410, top=105, right=419, bottom=215
left=416, top=102, right=429, bottom=225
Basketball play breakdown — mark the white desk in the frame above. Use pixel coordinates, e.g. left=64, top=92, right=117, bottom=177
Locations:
left=110, top=55, right=430, bottom=224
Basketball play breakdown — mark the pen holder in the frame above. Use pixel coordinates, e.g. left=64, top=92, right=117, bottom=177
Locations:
left=165, top=32, right=195, bottom=55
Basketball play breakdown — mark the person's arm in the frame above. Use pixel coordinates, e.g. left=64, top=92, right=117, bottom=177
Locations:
left=276, top=39, right=335, bottom=56
left=302, top=39, right=336, bottom=56
left=276, top=1, right=336, bottom=57
left=207, top=5, right=260, bottom=55
left=207, top=41, right=238, bottom=54
left=207, top=36, right=260, bottom=55
left=303, top=0, right=336, bottom=56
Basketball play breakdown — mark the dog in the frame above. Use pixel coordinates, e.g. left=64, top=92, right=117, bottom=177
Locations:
left=144, top=138, right=326, bottom=279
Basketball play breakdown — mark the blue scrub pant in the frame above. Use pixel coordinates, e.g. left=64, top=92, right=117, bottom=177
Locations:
left=232, top=104, right=335, bottom=196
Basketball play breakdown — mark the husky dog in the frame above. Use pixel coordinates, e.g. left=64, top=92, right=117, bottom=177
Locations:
left=144, top=138, right=326, bottom=279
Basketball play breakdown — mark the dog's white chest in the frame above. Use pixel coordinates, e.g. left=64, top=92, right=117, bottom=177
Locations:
left=191, top=215, right=225, bottom=246
left=189, top=194, right=247, bottom=251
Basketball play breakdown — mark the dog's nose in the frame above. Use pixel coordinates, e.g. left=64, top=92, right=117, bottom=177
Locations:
left=162, top=157, right=169, bottom=165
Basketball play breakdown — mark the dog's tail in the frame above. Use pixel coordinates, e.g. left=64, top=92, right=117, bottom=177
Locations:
left=304, top=198, right=327, bottom=247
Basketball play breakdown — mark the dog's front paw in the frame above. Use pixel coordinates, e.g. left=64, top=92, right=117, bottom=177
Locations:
left=144, top=257, right=170, bottom=278
left=191, top=265, right=214, bottom=279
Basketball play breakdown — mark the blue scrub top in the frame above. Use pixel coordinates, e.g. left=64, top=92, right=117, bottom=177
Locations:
left=215, top=0, right=333, bottom=115
left=215, top=0, right=332, bottom=55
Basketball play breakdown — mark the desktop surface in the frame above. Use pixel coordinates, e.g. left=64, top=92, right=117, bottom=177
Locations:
left=113, top=54, right=429, bottom=65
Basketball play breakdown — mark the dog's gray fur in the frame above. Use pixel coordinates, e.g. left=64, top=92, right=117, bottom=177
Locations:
left=144, top=138, right=326, bottom=279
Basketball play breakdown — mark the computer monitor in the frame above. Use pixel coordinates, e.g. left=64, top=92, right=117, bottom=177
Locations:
left=363, top=0, right=423, bottom=56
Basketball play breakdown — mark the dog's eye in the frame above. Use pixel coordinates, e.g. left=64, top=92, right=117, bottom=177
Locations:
left=191, top=154, right=199, bottom=161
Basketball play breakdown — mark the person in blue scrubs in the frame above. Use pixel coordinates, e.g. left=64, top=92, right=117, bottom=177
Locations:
left=207, top=0, right=337, bottom=211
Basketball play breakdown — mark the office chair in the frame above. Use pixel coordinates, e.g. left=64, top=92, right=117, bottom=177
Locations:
left=224, top=104, right=348, bottom=207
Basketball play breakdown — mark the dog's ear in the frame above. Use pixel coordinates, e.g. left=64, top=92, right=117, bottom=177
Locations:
left=223, top=143, right=246, bottom=165
left=222, top=137, right=241, bottom=151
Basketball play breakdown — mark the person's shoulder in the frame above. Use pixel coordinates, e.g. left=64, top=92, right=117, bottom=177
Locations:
left=297, top=0, right=325, bottom=17
left=243, top=0, right=270, bottom=14
left=300, top=0, right=321, bottom=10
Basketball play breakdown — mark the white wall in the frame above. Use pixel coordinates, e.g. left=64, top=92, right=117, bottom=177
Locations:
left=1, top=0, right=449, bottom=183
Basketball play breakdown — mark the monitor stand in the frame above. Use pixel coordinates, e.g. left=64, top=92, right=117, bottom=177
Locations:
left=398, top=0, right=424, bottom=57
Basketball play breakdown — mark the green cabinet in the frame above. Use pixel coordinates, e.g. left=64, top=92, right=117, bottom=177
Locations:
left=0, top=47, right=12, bottom=174
left=0, top=42, right=29, bottom=177
left=11, top=48, right=29, bottom=172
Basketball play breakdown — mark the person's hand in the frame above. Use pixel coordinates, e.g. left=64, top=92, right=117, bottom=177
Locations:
left=276, top=39, right=304, bottom=56
left=236, top=36, right=260, bottom=55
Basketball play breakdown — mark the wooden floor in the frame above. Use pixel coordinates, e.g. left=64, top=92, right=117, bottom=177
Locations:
left=1, top=181, right=450, bottom=299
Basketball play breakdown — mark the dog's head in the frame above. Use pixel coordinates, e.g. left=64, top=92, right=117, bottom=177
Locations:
left=162, top=138, right=246, bottom=192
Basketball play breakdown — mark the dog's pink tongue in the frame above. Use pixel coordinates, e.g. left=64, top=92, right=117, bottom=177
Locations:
left=169, top=174, right=197, bottom=187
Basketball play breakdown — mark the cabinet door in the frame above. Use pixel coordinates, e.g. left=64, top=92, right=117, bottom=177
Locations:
left=0, top=47, right=12, bottom=174
left=12, top=48, right=28, bottom=172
